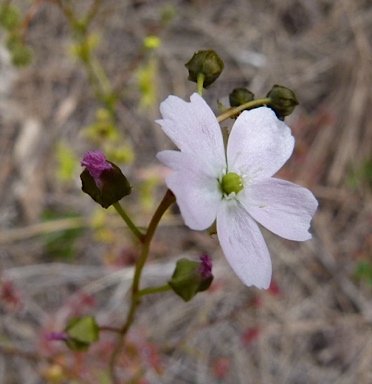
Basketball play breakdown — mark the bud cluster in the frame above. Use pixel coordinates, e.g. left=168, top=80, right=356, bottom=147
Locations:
left=226, top=85, right=299, bottom=120
left=183, top=50, right=299, bottom=119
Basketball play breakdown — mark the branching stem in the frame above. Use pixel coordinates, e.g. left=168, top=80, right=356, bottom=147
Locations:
left=217, top=97, right=271, bottom=122
left=109, top=189, right=175, bottom=383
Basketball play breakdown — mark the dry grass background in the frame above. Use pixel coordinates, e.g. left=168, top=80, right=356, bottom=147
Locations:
left=0, top=0, right=371, bottom=383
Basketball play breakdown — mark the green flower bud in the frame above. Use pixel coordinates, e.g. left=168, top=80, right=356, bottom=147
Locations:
left=65, top=316, right=99, bottom=351
left=81, top=151, right=131, bottom=209
left=229, top=88, right=254, bottom=107
left=168, top=255, right=213, bottom=302
left=185, top=50, right=224, bottom=88
left=266, top=85, right=299, bottom=120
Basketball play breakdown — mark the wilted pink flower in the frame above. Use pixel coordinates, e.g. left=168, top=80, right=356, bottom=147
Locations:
left=81, top=150, right=113, bottom=187
left=45, top=332, right=68, bottom=342
left=156, top=93, right=318, bottom=289
left=198, top=254, right=212, bottom=279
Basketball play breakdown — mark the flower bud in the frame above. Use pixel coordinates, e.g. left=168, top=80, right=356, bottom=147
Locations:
left=168, top=255, right=213, bottom=302
left=185, top=50, right=224, bottom=88
left=64, top=316, right=100, bottom=351
left=266, top=85, right=299, bottom=120
left=198, top=254, right=213, bottom=291
left=229, top=88, right=254, bottom=107
left=80, top=151, right=131, bottom=208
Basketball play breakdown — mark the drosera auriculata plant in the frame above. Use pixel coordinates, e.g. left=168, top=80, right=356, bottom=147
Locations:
left=48, top=49, right=318, bottom=383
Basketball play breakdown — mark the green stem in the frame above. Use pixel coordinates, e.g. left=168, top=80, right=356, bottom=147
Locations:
left=85, top=0, right=103, bottom=26
left=217, top=97, right=271, bottom=122
left=90, top=57, right=114, bottom=99
left=109, top=189, right=175, bottom=383
left=197, top=73, right=205, bottom=96
left=137, top=284, right=171, bottom=298
left=113, top=202, right=144, bottom=242
left=55, top=0, right=115, bottom=114
left=53, top=0, right=75, bottom=23
left=131, top=189, right=175, bottom=298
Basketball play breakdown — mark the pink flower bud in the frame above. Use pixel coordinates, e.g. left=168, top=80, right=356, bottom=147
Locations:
left=81, top=150, right=113, bottom=188
left=198, top=254, right=212, bottom=279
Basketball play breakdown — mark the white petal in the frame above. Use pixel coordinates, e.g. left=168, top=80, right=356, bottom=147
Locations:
left=157, top=150, right=222, bottom=230
left=156, top=93, right=226, bottom=172
left=240, top=178, right=318, bottom=241
left=227, top=107, right=294, bottom=179
left=217, top=200, right=272, bottom=289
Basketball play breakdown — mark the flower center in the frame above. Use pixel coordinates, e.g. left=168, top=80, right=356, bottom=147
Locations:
left=221, top=172, right=244, bottom=196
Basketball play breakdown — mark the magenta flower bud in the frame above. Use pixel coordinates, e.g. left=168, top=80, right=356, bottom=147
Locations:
left=45, top=316, right=100, bottom=351
left=168, top=255, right=214, bottom=302
left=81, top=150, right=113, bottom=188
left=198, top=254, right=213, bottom=279
left=80, top=150, right=131, bottom=208
left=64, top=316, right=100, bottom=351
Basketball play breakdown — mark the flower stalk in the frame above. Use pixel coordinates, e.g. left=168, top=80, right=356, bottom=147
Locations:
left=109, top=188, right=175, bottom=383
left=197, top=73, right=205, bottom=95
left=112, top=202, right=144, bottom=242
left=137, top=284, right=172, bottom=298
left=217, top=97, right=271, bottom=122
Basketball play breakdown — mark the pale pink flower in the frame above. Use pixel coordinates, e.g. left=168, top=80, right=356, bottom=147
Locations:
left=156, top=93, right=318, bottom=289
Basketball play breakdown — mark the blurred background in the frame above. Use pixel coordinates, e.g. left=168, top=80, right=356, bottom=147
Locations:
left=0, top=0, right=371, bottom=383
